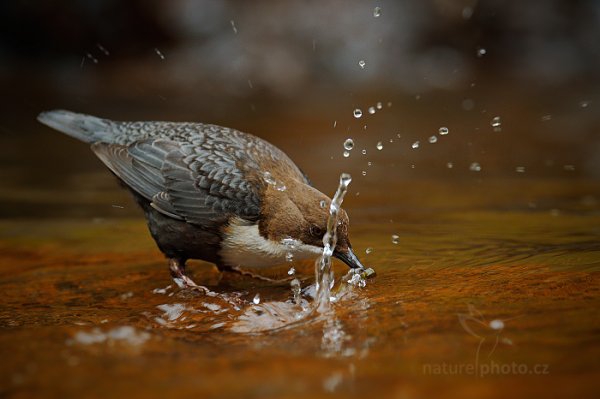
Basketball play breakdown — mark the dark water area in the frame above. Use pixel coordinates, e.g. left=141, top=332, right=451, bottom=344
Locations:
left=1, top=1, right=600, bottom=398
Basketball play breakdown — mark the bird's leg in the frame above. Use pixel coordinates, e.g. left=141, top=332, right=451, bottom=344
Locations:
left=168, top=258, right=207, bottom=292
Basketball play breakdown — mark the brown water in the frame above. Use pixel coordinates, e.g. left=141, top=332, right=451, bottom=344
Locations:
left=1, top=145, right=599, bottom=399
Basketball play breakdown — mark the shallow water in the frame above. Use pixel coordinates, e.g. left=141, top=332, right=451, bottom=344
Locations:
left=1, top=165, right=599, bottom=398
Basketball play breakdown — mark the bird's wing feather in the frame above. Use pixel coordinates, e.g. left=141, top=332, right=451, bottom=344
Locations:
left=91, top=138, right=261, bottom=226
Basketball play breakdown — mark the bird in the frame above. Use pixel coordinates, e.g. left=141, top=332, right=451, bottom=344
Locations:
left=38, top=110, right=365, bottom=288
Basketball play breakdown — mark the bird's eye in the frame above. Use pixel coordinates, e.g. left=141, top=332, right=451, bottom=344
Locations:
left=310, top=225, right=323, bottom=237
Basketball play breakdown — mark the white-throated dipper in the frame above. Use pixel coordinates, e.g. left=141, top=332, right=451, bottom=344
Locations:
left=38, top=110, right=365, bottom=287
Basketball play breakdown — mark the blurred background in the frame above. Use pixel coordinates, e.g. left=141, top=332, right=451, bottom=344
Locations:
left=0, top=0, right=599, bottom=218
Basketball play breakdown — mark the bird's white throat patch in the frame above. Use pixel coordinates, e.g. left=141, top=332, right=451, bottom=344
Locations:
left=220, top=219, right=322, bottom=269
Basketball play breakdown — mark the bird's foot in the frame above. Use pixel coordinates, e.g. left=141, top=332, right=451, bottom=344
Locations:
left=169, top=258, right=210, bottom=294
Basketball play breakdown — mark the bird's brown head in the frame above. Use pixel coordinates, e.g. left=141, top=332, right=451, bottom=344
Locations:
left=259, top=180, right=365, bottom=269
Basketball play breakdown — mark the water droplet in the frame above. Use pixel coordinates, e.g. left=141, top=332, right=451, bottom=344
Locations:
left=373, top=6, right=381, bottom=17
left=439, top=127, right=449, bottom=135
left=476, top=47, right=487, bottom=57
left=447, top=162, right=454, bottom=169
left=230, top=20, right=238, bottom=34
left=428, top=135, right=438, bottom=144
left=391, top=234, right=399, bottom=244
left=333, top=120, right=337, bottom=128
left=376, top=102, right=383, bottom=110
left=154, top=48, right=165, bottom=60
left=515, top=166, right=526, bottom=173
left=288, top=266, right=296, bottom=275
left=96, top=43, right=110, bottom=56
left=358, top=60, right=366, bottom=69
left=563, top=164, right=575, bottom=171
left=320, top=200, right=327, bottom=208
left=343, top=151, right=350, bottom=158
left=343, top=138, right=354, bottom=150
left=252, top=294, right=260, bottom=305
left=580, top=100, right=590, bottom=108
left=368, top=106, right=376, bottom=114
left=361, top=149, right=367, bottom=155
left=469, top=162, right=482, bottom=172
left=489, top=319, right=504, bottom=330
left=285, top=252, right=294, bottom=262
left=396, top=133, right=401, bottom=139
left=365, top=247, right=373, bottom=254
left=263, top=171, right=276, bottom=185
left=353, top=109, right=363, bottom=118
left=387, top=102, right=392, bottom=107
left=86, top=53, right=99, bottom=64
left=276, top=183, right=287, bottom=191
left=541, top=114, right=552, bottom=122
left=491, top=116, right=502, bottom=132
left=361, top=170, right=367, bottom=176
left=376, top=141, right=383, bottom=150
left=411, top=141, right=420, bottom=149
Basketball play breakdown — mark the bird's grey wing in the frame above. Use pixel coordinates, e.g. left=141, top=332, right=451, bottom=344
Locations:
left=91, top=138, right=261, bottom=226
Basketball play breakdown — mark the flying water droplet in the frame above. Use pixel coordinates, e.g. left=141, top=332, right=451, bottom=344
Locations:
left=358, top=60, right=366, bottom=69
left=579, top=100, right=590, bottom=108
left=291, top=278, right=301, bottom=305
left=365, top=247, right=373, bottom=254
left=252, top=294, right=260, bottom=305
left=343, top=151, right=350, bottom=158
left=476, top=47, right=487, bottom=57
left=96, top=43, right=110, bottom=56
left=361, top=149, right=367, bottom=155
left=391, top=235, right=399, bottom=244
left=491, top=116, right=502, bottom=132
left=376, top=102, right=383, bottom=110
left=428, top=135, right=438, bottom=144
left=343, top=138, right=354, bottom=150
left=154, top=48, right=165, bottom=60
left=288, top=266, right=296, bottom=275
left=412, top=141, right=420, bottom=149
left=361, top=171, right=367, bottom=176
left=373, top=6, right=381, bottom=17
left=230, top=20, right=238, bottom=34
left=515, top=166, right=526, bottom=173
left=86, top=53, right=99, bottom=64
left=376, top=141, right=383, bottom=150
left=469, top=162, right=482, bottom=172
left=286, top=253, right=294, bottom=262
left=320, top=200, right=327, bottom=208
left=368, top=106, right=376, bottom=114
left=447, top=162, right=454, bottom=169
left=353, top=109, right=363, bottom=119
left=439, top=127, right=449, bottom=135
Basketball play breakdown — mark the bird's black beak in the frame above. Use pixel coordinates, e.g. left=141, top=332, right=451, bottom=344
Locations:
left=333, top=247, right=365, bottom=270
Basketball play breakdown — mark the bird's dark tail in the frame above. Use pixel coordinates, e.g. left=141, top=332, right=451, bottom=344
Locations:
left=37, top=109, right=115, bottom=144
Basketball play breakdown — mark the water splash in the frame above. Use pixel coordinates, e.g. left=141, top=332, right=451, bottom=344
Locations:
left=315, top=173, right=352, bottom=313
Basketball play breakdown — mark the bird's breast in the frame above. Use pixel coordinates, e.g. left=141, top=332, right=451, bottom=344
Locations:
left=219, top=218, right=321, bottom=269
